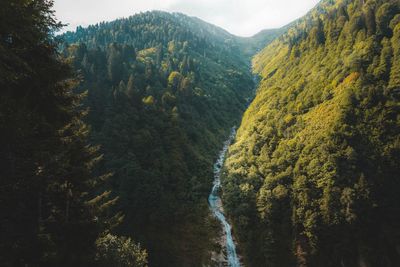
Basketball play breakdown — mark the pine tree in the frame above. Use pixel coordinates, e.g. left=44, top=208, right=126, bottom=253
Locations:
left=0, top=1, right=128, bottom=266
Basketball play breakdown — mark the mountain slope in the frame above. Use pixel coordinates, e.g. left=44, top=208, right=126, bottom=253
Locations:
left=223, top=0, right=400, bottom=266
left=236, top=28, right=287, bottom=58
left=61, top=11, right=279, bottom=267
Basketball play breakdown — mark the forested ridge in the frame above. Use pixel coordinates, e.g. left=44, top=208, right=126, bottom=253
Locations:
left=3, top=0, right=400, bottom=266
left=223, top=0, right=400, bottom=266
left=58, top=11, right=279, bottom=267
left=1, top=2, right=284, bottom=265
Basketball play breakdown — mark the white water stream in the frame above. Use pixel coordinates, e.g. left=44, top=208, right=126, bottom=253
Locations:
left=208, top=128, right=240, bottom=267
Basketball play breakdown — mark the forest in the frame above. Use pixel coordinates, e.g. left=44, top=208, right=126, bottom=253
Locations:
left=1, top=0, right=400, bottom=267
left=0, top=1, right=278, bottom=266
left=223, top=0, right=400, bottom=266
left=60, top=11, right=259, bottom=267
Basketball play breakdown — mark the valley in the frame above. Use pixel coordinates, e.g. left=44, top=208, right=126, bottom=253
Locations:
left=1, top=0, right=400, bottom=267
left=208, top=128, right=240, bottom=267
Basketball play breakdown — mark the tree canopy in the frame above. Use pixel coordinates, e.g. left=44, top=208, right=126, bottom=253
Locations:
left=60, top=11, right=271, bottom=267
left=0, top=1, right=146, bottom=266
left=223, top=0, right=400, bottom=266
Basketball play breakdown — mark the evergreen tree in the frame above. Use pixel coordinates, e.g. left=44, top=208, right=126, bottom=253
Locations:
left=0, top=1, right=146, bottom=266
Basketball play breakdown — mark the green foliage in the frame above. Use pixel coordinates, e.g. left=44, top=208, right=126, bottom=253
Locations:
left=389, top=23, right=400, bottom=88
left=168, top=71, right=183, bottom=91
left=61, top=11, right=265, bottom=267
left=0, top=0, right=127, bottom=266
left=223, top=0, right=400, bottom=266
left=96, top=234, right=148, bottom=267
left=0, top=1, right=144, bottom=266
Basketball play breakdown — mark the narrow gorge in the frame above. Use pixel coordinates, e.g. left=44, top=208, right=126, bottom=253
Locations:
left=2, top=1, right=400, bottom=267
left=208, top=128, right=240, bottom=267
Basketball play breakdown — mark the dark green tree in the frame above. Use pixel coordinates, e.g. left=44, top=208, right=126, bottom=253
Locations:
left=0, top=1, right=146, bottom=266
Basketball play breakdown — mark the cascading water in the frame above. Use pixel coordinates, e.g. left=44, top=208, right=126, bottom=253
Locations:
left=208, top=128, right=240, bottom=267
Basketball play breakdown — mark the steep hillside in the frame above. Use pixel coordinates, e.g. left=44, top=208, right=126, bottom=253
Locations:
left=223, top=0, right=400, bottom=266
left=61, top=11, right=278, bottom=267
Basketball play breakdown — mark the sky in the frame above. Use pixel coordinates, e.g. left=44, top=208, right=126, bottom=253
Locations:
left=54, top=0, right=320, bottom=37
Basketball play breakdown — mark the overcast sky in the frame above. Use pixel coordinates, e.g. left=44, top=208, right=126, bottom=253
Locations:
left=54, top=0, right=320, bottom=37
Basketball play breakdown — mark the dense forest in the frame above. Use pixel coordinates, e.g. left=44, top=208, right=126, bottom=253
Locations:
left=0, top=1, right=147, bottom=266
left=0, top=3, right=266, bottom=265
left=223, top=0, right=400, bottom=266
left=59, top=11, right=280, bottom=267
left=2, top=0, right=400, bottom=266
left=1, top=0, right=285, bottom=265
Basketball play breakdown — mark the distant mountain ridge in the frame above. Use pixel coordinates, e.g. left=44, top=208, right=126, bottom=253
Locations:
left=62, top=11, right=284, bottom=59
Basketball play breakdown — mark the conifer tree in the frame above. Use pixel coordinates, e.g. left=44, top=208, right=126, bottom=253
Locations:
left=0, top=1, right=146, bottom=266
